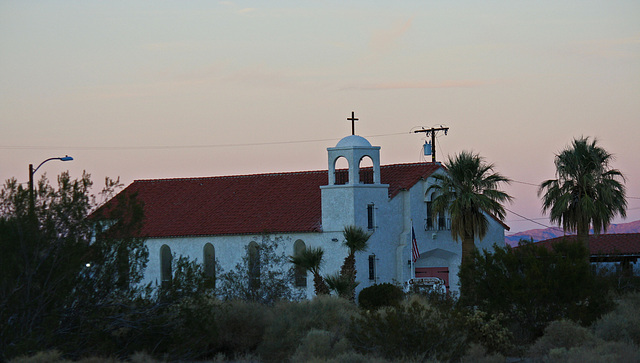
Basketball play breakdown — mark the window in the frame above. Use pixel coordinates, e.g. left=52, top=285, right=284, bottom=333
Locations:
left=248, top=241, right=261, bottom=290
left=293, top=240, right=307, bottom=287
left=425, top=201, right=434, bottom=230
left=368, top=254, right=377, bottom=282
left=368, top=255, right=375, bottom=280
left=367, top=204, right=375, bottom=230
left=203, top=243, right=215, bottom=288
left=438, top=209, right=447, bottom=230
left=160, top=244, right=172, bottom=287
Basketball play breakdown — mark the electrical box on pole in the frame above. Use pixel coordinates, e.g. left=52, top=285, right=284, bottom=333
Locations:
left=414, top=126, right=449, bottom=163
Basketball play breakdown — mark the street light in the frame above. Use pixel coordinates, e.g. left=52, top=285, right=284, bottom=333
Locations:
left=29, top=155, right=74, bottom=215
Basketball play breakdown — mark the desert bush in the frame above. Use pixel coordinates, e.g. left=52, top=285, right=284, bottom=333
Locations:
left=528, top=320, right=597, bottom=358
left=543, top=341, right=640, bottom=363
left=592, top=291, right=640, bottom=345
left=214, top=300, right=271, bottom=357
left=464, top=310, right=515, bottom=356
left=9, top=351, right=69, bottom=363
left=348, top=295, right=467, bottom=361
left=290, top=329, right=352, bottom=362
left=292, top=352, right=400, bottom=363
left=358, top=283, right=404, bottom=310
left=257, top=295, right=357, bottom=362
left=216, top=235, right=305, bottom=304
left=128, top=352, right=165, bottom=363
left=460, top=240, right=612, bottom=343
left=164, top=296, right=220, bottom=360
left=460, top=344, right=506, bottom=363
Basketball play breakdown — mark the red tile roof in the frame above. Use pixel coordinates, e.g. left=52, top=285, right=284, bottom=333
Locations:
left=533, top=233, right=640, bottom=256
left=103, top=162, right=443, bottom=238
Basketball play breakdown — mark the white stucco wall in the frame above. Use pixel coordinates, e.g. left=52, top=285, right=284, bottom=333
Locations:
left=347, top=174, right=507, bottom=296
left=144, top=231, right=348, bottom=298
left=142, top=171, right=507, bottom=298
left=142, top=137, right=507, bottom=299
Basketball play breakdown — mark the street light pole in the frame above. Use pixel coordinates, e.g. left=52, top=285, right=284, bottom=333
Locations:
left=29, top=155, right=74, bottom=216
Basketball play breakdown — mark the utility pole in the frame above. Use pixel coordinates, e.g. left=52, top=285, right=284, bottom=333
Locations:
left=414, top=126, right=449, bottom=163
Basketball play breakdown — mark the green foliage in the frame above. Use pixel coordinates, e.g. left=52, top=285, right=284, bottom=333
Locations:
left=460, top=240, right=612, bottom=343
left=464, top=310, right=515, bottom=356
left=459, top=344, right=506, bottom=363
left=427, top=151, right=512, bottom=267
left=216, top=235, right=305, bottom=304
left=528, top=320, right=597, bottom=358
left=8, top=350, right=70, bottom=363
left=325, top=271, right=354, bottom=299
left=339, top=225, right=371, bottom=301
left=357, top=283, right=404, bottom=310
left=214, top=300, right=271, bottom=357
left=157, top=255, right=215, bottom=302
left=342, top=225, right=371, bottom=255
left=289, top=246, right=329, bottom=295
left=543, top=341, right=640, bottom=363
left=528, top=317, right=640, bottom=363
left=348, top=295, right=468, bottom=361
left=538, top=136, right=627, bottom=239
left=290, top=329, right=352, bottom=362
left=258, top=295, right=357, bottom=362
left=592, top=291, right=640, bottom=345
left=0, top=172, right=148, bottom=360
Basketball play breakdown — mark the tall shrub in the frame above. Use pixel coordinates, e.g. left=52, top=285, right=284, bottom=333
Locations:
left=460, top=240, right=612, bottom=342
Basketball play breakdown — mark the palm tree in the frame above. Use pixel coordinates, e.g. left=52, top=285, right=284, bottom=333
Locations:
left=324, top=271, right=353, bottom=299
left=340, top=225, right=371, bottom=301
left=428, top=151, right=512, bottom=268
left=538, top=137, right=626, bottom=249
left=289, top=246, right=329, bottom=295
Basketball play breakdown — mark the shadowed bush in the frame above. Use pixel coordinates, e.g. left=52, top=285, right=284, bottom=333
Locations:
left=290, top=329, right=352, bottom=362
left=358, top=283, right=404, bottom=310
left=460, top=240, right=612, bottom=343
left=214, top=300, right=271, bottom=358
left=543, top=341, right=640, bottom=363
left=257, top=295, right=357, bottom=362
left=528, top=320, right=597, bottom=358
left=592, top=291, right=640, bottom=345
left=348, top=295, right=467, bottom=361
left=464, top=309, right=515, bottom=356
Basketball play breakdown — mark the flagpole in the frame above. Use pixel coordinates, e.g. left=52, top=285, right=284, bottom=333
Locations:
left=411, top=220, right=416, bottom=280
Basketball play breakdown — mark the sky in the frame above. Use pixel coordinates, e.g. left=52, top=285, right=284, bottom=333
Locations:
left=1, top=1, right=639, bottom=235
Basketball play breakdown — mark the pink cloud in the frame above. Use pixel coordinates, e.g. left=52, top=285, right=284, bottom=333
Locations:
left=369, top=18, right=414, bottom=57
left=343, top=79, right=487, bottom=90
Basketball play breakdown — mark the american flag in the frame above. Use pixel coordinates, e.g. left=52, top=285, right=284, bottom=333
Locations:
left=411, top=225, right=420, bottom=262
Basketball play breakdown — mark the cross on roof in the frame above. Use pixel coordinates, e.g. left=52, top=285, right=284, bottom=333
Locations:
left=347, top=111, right=358, bottom=135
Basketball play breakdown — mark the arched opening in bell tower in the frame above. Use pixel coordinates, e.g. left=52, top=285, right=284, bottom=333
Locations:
left=359, top=155, right=374, bottom=184
left=334, top=156, right=349, bottom=185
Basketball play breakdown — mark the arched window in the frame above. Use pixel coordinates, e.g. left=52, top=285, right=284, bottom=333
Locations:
left=359, top=156, right=374, bottom=184
left=160, top=244, right=172, bottom=287
left=425, top=193, right=434, bottom=230
left=203, top=243, right=216, bottom=288
left=334, top=156, right=349, bottom=185
left=248, top=241, right=260, bottom=290
left=293, top=240, right=307, bottom=287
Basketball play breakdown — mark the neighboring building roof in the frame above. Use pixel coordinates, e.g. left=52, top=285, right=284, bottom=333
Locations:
left=101, top=162, right=443, bottom=238
left=533, top=233, right=640, bottom=256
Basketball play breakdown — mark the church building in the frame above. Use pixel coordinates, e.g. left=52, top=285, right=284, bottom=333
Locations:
left=105, top=122, right=508, bottom=297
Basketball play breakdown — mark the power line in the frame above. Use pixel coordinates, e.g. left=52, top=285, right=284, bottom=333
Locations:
left=0, top=132, right=409, bottom=151
left=504, top=207, right=563, bottom=231
left=512, top=180, right=539, bottom=186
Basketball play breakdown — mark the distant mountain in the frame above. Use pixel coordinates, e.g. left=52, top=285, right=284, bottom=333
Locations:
left=505, top=220, right=640, bottom=246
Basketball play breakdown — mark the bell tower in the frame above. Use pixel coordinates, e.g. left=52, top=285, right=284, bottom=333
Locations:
left=320, top=113, right=388, bottom=233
